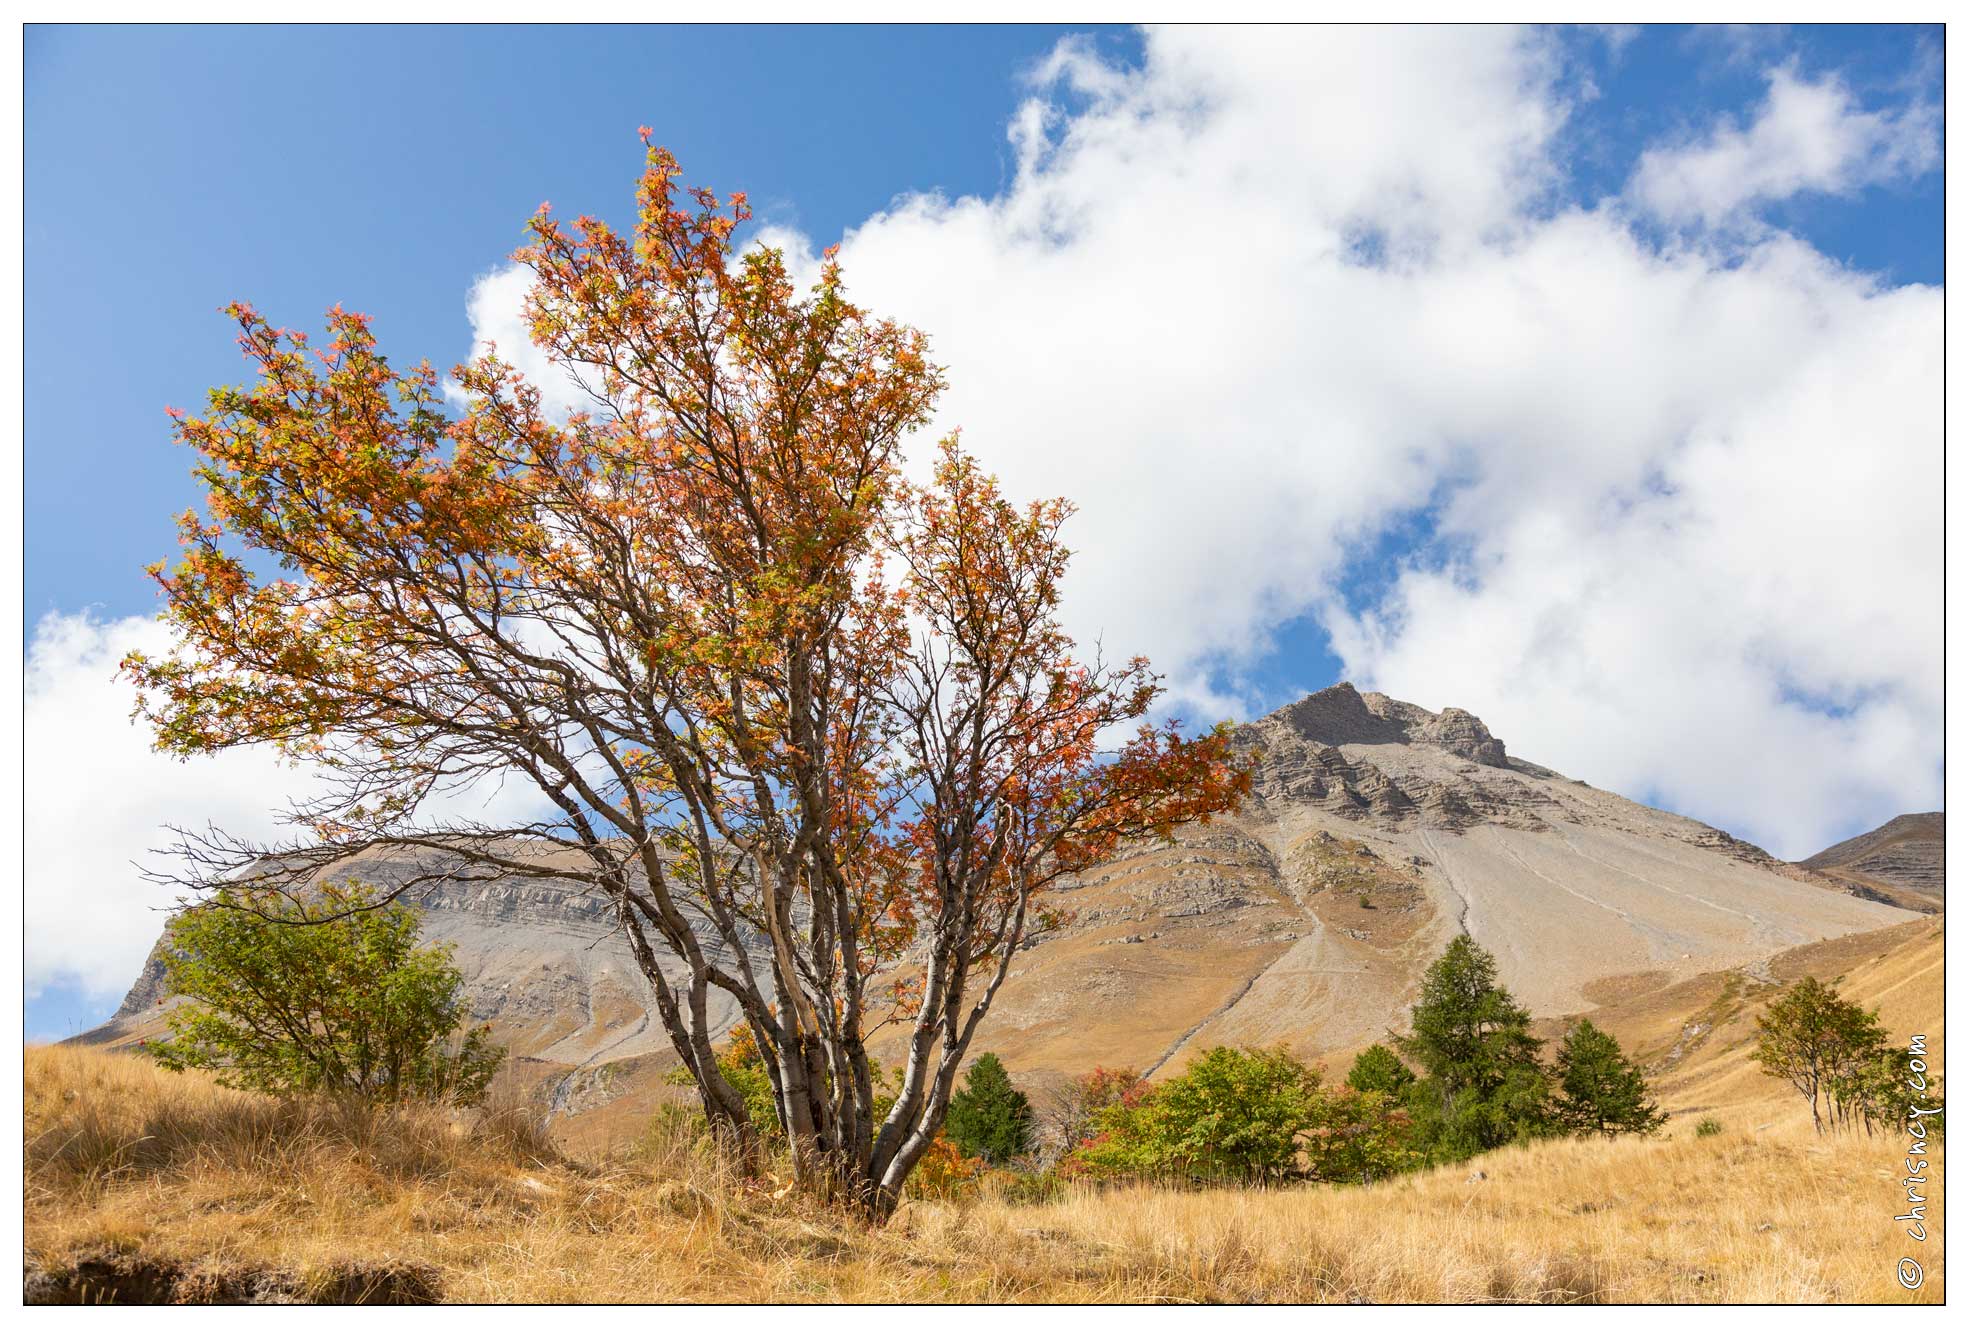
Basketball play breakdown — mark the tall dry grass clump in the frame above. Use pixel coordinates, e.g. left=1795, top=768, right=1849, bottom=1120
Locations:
left=24, top=1045, right=1942, bottom=1304
left=27, top=1042, right=555, bottom=1195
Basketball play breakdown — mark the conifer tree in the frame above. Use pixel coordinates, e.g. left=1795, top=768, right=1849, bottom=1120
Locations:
left=1396, top=935, right=1553, bottom=1159
left=1346, top=1043, right=1417, bottom=1096
left=944, top=1052, right=1034, bottom=1165
left=1554, top=1019, right=1666, bottom=1138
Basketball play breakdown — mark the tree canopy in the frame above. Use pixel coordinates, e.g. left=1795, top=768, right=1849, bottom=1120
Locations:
left=1345, top=1043, right=1416, bottom=1097
left=1396, top=935, right=1555, bottom=1160
left=1754, top=975, right=1939, bottom=1135
left=1554, top=1019, right=1666, bottom=1138
left=124, top=136, right=1248, bottom=1220
left=1068, top=1045, right=1325, bottom=1185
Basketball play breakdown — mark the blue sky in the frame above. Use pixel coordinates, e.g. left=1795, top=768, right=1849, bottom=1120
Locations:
left=25, top=24, right=1128, bottom=623
left=24, top=25, right=1943, bottom=1039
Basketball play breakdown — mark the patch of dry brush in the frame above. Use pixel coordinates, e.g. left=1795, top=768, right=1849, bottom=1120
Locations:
left=24, top=1045, right=1941, bottom=1304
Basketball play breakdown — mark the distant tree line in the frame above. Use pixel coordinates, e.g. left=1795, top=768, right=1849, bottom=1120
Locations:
left=1036, top=936, right=1663, bottom=1186
left=153, top=881, right=1939, bottom=1197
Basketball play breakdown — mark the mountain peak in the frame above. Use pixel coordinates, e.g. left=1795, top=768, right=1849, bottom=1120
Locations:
left=1260, top=682, right=1509, bottom=768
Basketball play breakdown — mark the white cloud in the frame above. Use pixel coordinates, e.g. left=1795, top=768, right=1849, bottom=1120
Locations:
left=1630, top=64, right=1940, bottom=226
left=25, top=612, right=553, bottom=1003
left=453, top=261, right=608, bottom=411
left=453, top=26, right=1937, bottom=861
left=24, top=612, right=327, bottom=1000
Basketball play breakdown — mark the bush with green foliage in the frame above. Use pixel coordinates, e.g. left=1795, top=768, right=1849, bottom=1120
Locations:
left=665, top=1026, right=783, bottom=1140
left=945, top=1052, right=1034, bottom=1165
left=1151, top=1045, right=1323, bottom=1183
left=1396, top=935, right=1556, bottom=1161
left=1554, top=1019, right=1667, bottom=1138
left=1345, top=1043, right=1417, bottom=1096
left=1067, top=1045, right=1323, bottom=1185
left=1300, top=1085, right=1418, bottom=1184
left=664, top=1025, right=906, bottom=1147
left=1694, top=1117, right=1724, bottom=1138
left=146, top=884, right=504, bottom=1105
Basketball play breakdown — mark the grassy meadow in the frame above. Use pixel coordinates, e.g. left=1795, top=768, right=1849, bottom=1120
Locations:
left=23, top=1042, right=1942, bottom=1304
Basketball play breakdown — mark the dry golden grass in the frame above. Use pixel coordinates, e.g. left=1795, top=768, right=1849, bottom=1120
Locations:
left=24, top=1043, right=1942, bottom=1304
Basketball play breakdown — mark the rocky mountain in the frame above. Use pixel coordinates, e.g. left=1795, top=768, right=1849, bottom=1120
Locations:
left=1798, top=812, right=1943, bottom=912
left=78, top=682, right=1922, bottom=1135
left=919, top=683, right=1915, bottom=1083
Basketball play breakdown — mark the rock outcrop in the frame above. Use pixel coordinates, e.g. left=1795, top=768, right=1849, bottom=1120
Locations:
left=1234, top=684, right=1552, bottom=830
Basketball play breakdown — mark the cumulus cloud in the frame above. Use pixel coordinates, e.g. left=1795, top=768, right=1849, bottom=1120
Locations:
left=1630, top=64, right=1940, bottom=226
left=448, top=26, right=1938, bottom=863
left=24, top=612, right=326, bottom=999
left=25, top=612, right=552, bottom=1002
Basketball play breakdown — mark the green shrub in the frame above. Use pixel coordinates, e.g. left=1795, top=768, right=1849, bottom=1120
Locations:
left=1067, top=1045, right=1323, bottom=1185
left=1695, top=1117, right=1723, bottom=1138
left=1301, top=1085, right=1419, bottom=1184
left=1345, top=1043, right=1417, bottom=1096
left=146, top=883, right=504, bottom=1104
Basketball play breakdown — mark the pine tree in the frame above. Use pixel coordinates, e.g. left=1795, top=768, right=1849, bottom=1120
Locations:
left=944, top=1053, right=1034, bottom=1165
left=1554, top=1019, right=1666, bottom=1138
left=1346, top=1043, right=1417, bottom=1096
left=1395, top=935, right=1554, bottom=1160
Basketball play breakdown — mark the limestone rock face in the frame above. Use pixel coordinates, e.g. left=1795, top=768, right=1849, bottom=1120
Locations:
left=1258, top=683, right=1508, bottom=768
left=1234, top=683, right=1546, bottom=830
left=1403, top=704, right=1510, bottom=768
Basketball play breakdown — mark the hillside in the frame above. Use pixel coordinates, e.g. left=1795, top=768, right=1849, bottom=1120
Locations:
left=77, top=683, right=1923, bottom=1135
left=1799, top=812, right=1944, bottom=912
left=24, top=921, right=1945, bottom=1303
left=37, top=684, right=1946, bottom=1302
left=884, top=684, right=1916, bottom=1097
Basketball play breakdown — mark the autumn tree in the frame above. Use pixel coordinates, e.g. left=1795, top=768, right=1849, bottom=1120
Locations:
left=1300, top=1086, right=1418, bottom=1185
left=1040, top=1065, right=1143, bottom=1162
left=147, top=884, right=504, bottom=1104
left=1552, top=1019, right=1665, bottom=1139
left=123, top=135, right=1248, bottom=1221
